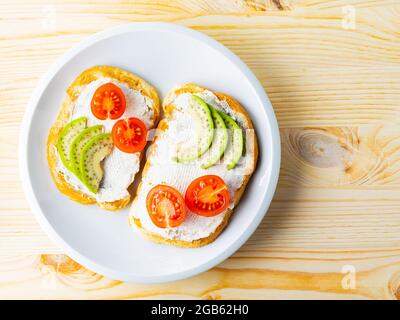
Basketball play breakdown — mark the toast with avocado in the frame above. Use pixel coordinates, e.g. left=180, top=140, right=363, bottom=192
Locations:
left=129, top=83, right=258, bottom=247
left=47, top=66, right=160, bottom=211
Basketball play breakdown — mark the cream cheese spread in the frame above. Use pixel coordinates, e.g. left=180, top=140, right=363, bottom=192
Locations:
left=56, top=77, right=154, bottom=202
left=131, top=90, right=255, bottom=241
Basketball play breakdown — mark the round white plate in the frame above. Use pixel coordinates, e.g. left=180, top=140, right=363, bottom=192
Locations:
left=20, top=23, right=280, bottom=283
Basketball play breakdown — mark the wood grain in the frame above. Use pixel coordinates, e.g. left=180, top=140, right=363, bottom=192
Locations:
left=0, top=0, right=399, bottom=299
left=1, top=253, right=399, bottom=299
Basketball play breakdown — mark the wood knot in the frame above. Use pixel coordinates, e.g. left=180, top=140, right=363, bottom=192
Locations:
left=286, top=128, right=353, bottom=169
left=282, top=126, right=393, bottom=186
left=40, top=254, right=82, bottom=274
left=39, top=254, right=120, bottom=290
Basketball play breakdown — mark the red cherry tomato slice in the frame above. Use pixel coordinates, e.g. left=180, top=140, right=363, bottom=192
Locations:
left=91, top=83, right=126, bottom=120
left=111, top=118, right=147, bottom=153
left=185, top=175, right=230, bottom=217
left=146, top=185, right=187, bottom=228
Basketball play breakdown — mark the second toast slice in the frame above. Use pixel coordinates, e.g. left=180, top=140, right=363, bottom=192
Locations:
left=129, top=83, right=258, bottom=247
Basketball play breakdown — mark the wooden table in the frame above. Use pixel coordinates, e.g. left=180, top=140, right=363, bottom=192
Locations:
left=1, top=0, right=399, bottom=300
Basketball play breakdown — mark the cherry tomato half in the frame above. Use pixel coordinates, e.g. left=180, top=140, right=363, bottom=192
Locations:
left=91, top=83, right=126, bottom=120
left=146, top=185, right=187, bottom=228
left=111, top=117, right=147, bottom=153
left=185, top=175, right=230, bottom=217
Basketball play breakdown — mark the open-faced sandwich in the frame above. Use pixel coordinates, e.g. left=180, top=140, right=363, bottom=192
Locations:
left=129, top=83, right=258, bottom=247
left=47, top=66, right=160, bottom=211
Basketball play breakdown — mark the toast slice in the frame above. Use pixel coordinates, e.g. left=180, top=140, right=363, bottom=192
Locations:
left=129, top=83, right=258, bottom=247
left=47, top=66, right=160, bottom=211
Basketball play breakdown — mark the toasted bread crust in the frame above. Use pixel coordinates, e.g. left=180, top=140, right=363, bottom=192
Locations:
left=130, top=83, right=258, bottom=246
left=47, top=66, right=160, bottom=211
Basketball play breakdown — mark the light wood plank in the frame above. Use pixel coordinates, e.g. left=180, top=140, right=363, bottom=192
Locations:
left=0, top=253, right=399, bottom=299
left=1, top=8, right=400, bottom=128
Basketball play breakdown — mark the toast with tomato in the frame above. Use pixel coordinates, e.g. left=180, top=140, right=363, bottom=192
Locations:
left=47, top=66, right=160, bottom=211
left=129, top=83, right=258, bottom=247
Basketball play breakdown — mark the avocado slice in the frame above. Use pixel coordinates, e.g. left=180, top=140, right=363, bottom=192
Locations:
left=80, top=133, right=113, bottom=194
left=219, top=111, right=243, bottom=170
left=57, top=117, right=87, bottom=170
left=175, top=95, right=214, bottom=163
left=70, top=125, right=103, bottom=179
left=200, top=105, right=228, bottom=169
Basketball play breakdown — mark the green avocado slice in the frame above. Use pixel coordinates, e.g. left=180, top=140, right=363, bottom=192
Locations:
left=175, top=95, right=214, bottom=163
left=57, top=117, right=87, bottom=170
left=70, top=125, right=103, bottom=179
left=200, top=105, right=228, bottom=169
left=80, top=133, right=113, bottom=194
left=219, top=111, right=243, bottom=170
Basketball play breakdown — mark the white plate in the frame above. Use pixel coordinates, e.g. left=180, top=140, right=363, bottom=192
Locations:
left=20, top=23, right=280, bottom=283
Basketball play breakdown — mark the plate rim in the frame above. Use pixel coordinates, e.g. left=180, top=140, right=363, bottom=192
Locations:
left=19, top=22, right=281, bottom=283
